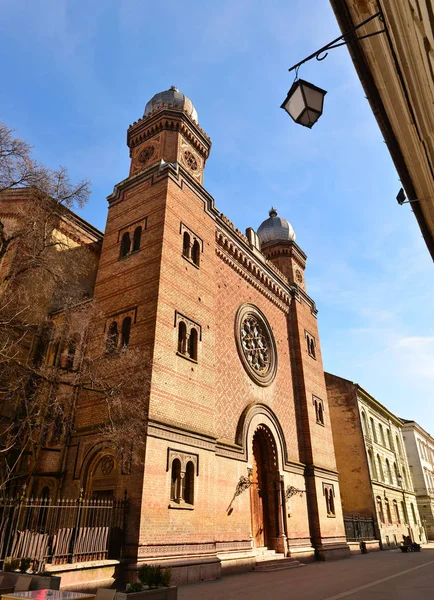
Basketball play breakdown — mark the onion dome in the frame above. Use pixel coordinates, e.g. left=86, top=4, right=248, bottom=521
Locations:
left=144, top=86, right=198, bottom=123
left=257, top=207, right=296, bottom=245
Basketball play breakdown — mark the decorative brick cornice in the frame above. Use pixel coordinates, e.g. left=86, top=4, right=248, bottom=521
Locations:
left=216, top=229, right=291, bottom=313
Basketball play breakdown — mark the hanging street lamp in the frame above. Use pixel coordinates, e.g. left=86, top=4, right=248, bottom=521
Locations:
left=280, top=79, right=327, bottom=128
left=282, top=11, right=385, bottom=128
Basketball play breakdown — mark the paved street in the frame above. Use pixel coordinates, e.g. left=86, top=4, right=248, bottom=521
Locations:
left=179, top=546, right=434, bottom=600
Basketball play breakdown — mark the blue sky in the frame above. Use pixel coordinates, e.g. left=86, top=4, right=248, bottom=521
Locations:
left=2, top=0, right=433, bottom=433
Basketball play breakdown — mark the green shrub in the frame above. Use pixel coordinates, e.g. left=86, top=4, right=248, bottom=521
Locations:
left=126, top=582, right=143, bottom=593
left=160, top=567, right=172, bottom=587
left=4, top=557, right=20, bottom=572
left=137, top=564, right=171, bottom=589
left=20, top=557, right=32, bottom=573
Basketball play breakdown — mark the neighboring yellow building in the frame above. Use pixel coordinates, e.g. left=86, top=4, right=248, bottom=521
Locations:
left=330, top=0, right=434, bottom=260
left=325, top=373, right=426, bottom=550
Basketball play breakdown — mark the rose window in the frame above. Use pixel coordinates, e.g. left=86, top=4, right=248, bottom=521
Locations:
left=241, top=316, right=269, bottom=374
left=100, top=456, right=115, bottom=475
left=183, top=150, right=198, bottom=171
left=235, top=305, right=277, bottom=386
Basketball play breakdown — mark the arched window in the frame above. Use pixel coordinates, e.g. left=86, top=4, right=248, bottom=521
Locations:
left=370, top=418, right=377, bottom=442
left=410, top=503, right=417, bottom=524
left=106, top=321, right=119, bottom=354
left=385, top=459, right=392, bottom=484
left=178, top=322, right=187, bottom=354
left=182, top=232, right=191, bottom=259
left=393, top=500, right=400, bottom=523
left=132, top=226, right=142, bottom=252
left=121, top=317, right=132, bottom=347
left=368, top=449, right=376, bottom=478
left=191, top=239, right=200, bottom=267
left=385, top=498, right=392, bottom=523
left=171, top=459, right=181, bottom=502
left=188, top=328, right=198, bottom=361
left=184, top=461, right=195, bottom=505
left=377, top=455, right=384, bottom=481
left=377, top=497, right=385, bottom=523
left=120, top=232, right=131, bottom=258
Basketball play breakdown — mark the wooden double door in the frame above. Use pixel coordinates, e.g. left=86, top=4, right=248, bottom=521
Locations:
left=250, top=427, right=280, bottom=549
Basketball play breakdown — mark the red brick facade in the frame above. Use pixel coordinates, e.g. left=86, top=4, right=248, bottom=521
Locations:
left=5, top=90, right=350, bottom=581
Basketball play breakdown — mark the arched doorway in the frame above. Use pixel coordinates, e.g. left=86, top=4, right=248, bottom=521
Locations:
left=86, top=454, right=119, bottom=500
left=250, top=425, right=282, bottom=550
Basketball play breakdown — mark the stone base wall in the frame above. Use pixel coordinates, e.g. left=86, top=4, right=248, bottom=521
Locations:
left=46, top=560, right=121, bottom=591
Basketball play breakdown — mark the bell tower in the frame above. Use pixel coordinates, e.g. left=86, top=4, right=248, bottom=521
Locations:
left=127, top=86, right=211, bottom=185
left=257, top=208, right=307, bottom=290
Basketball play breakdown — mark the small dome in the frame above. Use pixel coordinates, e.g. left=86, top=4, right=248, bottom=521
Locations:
left=257, top=207, right=296, bottom=245
left=144, top=86, right=198, bottom=123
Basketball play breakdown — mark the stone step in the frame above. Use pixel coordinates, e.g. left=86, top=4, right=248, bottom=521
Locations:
left=255, top=547, right=278, bottom=556
left=254, top=558, right=305, bottom=572
left=255, top=552, right=286, bottom=562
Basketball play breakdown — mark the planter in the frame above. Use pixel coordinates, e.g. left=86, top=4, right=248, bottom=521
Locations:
left=0, top=571, right=61, bottom=590
left=117, top=588, right=177, bottom=600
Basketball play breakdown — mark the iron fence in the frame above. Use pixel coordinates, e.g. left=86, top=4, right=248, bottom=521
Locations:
left=0, top=493, right=127, bottom=567
left=344, top=515, right=376, bottom=541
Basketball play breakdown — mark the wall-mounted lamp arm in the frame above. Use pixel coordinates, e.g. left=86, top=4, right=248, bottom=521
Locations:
left=288, top=11, right=385, bottom=73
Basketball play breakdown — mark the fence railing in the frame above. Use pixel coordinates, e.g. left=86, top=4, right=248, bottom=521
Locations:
left=0, top=494, right=127, bottom=568
left=344, top=515, right=376, bottom=541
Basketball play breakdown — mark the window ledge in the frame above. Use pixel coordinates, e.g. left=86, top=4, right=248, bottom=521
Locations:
left=168, top=501, right=194, bottom=510
left=327, top=514, right=336, bottom=518
left=176, top=351, right=198, bottom=364
left=316, top=421, right=325, bottom=427
left=308, top=353, right=316, bottom=360
left=182, top=254, right=200, bottom=269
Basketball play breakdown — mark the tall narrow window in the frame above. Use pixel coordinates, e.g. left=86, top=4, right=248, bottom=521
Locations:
left=393, top=500, right=400, bottom=523
left=377, top=455, right=384, bottom=481
left=396, top=435, right=402, bottom=457
left=368, top=449, right=376, bottom=478
left=121, top=317, right=132, bottom=348
left=377, top=497, right=385, bottom=523
left=401, top=501, right=408, bottom=523
left=182, top=232, right=191, bottom=259
left=188, top=328, right=198, bottom=361
left=387, top=429, right=392, bottom=450
left=410, top=503, right=417, bottom=524
left=385, top=498, right=392, bottom=523
left=370, top=418, right=377, bottom=442
left=192, top=239, right=200, bottom=267
left=106, top=321, right=119, bottom=354
left=66, top=335, right=79, bottom=371
left=379, top=424, right=385, bottom=446
left=361, top=411, right=368, bottom=436
left=393, top=462, right=399, bottom=485
left=132, top=226, right=142, bottom=252
left=324, top=485, right=335, bottom=516
left=184, top=461, right=195, bottom=505
left=178, top=322, right=187, bottom=354
left=120, top=232, right=131, bottom=258
left=170, top=459, right=181, bottom=502
left=402, top=467, right=409, bottom=489
left=385, top=459, right=392, bottom=484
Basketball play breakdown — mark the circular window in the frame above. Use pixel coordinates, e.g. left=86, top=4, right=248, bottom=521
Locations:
left=235, top=305, right=277, bottom=386
left=139, top=145, right=155, bottom=164
left=100, top=455, right=115, bottom=475
left=295, top=269, right=303, bottom=284
left=183, top=150, right=198, bottom=171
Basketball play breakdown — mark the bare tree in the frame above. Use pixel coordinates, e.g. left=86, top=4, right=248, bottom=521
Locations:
left=0, top=122, right=91, bottom=490
left=0, top=123, right=151, bottom=493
